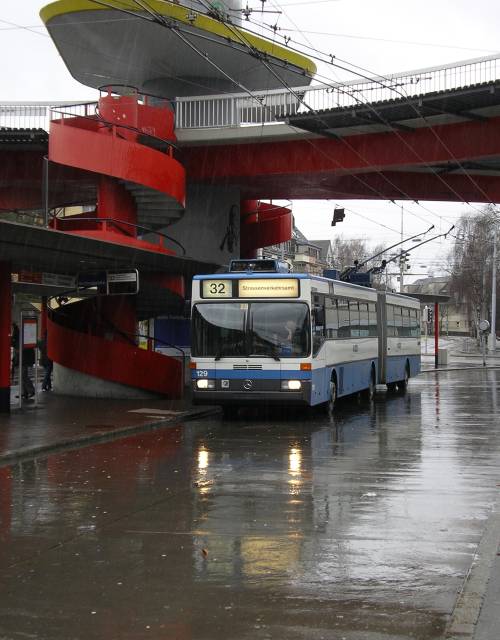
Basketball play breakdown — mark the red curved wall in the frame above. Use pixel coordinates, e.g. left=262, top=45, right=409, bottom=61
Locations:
left=48, top=316, right=182, bottom=397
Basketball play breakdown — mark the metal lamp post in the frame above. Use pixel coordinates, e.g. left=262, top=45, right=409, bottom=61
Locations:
left=490, top=226, right=497, bottom=351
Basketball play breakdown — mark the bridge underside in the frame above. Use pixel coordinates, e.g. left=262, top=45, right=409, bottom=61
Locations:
left=184, top=82, right=500, bottom=203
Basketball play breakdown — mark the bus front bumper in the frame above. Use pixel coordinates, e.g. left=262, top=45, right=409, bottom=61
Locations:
left=192, top=382, right=311, bottom=407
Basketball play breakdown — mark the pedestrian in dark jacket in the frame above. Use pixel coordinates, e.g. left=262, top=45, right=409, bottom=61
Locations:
left=37, top=333, right=53, bottom=391
left=11, top=322, right=19, bottom=377
left=22, top=346, right=35, bottom=399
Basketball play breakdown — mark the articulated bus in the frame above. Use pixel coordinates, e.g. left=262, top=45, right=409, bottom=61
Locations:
left=190, top=259, right=421, bottom=415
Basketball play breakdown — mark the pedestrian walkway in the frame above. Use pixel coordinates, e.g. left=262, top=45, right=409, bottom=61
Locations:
left=421, top=336, right=500, bottom=372
left=0, top=389, right=218, bottom=466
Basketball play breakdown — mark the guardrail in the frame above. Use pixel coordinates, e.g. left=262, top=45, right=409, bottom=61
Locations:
left=2, top=53, right=500, bottom=132
left=0, top=101, right=97, bottom=131
left=174, top=53, right=500, bottom=128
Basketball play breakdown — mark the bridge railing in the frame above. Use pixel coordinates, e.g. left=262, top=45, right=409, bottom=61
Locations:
left=174, top=53, right=500, bottom=128
left=2, top=54, right=499, bottom=132
left=0, top=101, right=97, bottom=131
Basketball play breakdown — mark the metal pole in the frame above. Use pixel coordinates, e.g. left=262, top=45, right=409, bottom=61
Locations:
left=399, top=205, right=404, bottom=293
left=434, top=302, right=439, bottom=369
left=490, top=227, right=497, bottom=351
left=43, top=156, right=49, bottom=227
left=481, top=262, right=487, bottom=327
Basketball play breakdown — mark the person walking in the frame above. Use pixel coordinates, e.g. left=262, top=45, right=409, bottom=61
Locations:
left=11, top=322, right=19, bottom=378
left=22, top=345, right=35, bottom=399
left=38, top=332, right=53, bottom=391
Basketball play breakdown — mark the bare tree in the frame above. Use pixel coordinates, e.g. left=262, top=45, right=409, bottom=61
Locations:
left=331, top=235, right=393, bottom=289
left=448, top=205, right=499, bottom=335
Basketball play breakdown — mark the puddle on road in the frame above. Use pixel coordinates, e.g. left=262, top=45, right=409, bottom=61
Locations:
left=1, top=370, right=499, bottom=639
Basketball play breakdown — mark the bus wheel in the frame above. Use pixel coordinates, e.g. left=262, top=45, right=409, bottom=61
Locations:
left=362, top=370, right=376, bottom=401
left=387, top=382, right=397, bottom=392
left=325, top=378, right=337, bottom=415
left=397, top=365, right=409, bottom=392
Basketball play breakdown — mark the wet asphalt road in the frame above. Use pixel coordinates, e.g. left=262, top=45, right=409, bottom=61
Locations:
left=0, top=369, right=499, bottom=640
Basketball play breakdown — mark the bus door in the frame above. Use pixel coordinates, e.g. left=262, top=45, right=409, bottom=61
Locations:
left=311, top=295, right=328, bottom=405
left=377, top=292, right=388, bottom=384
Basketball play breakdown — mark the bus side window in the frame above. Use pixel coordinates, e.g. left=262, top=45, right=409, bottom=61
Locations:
left=386, top=305, right=395, bottom=337
left=402, top=308, right=411, bottom=337
left=337, top=298, right=350, bottom=338
left=368, top=302, right=377, bottom=337
left=394, top=306, right=403, bottom=336
left=349, top=301, right=360, bottom=337
left=325, top=296, right=338, bottom=338
left=312, top=295, right=326, bottom=354
left=359, top=302, right=369, bottom=337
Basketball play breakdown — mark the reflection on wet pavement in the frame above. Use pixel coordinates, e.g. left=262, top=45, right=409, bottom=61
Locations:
left=1, top=370, right=499, bottom=639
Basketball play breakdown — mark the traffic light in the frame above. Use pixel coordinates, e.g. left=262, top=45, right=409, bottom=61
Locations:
left=332, top=208, right=345, bottom=226
left=399, top=253, right=411, bottom=270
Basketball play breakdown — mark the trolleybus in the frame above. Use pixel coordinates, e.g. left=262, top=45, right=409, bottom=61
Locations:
left=190, top=259, right=421, bottom=414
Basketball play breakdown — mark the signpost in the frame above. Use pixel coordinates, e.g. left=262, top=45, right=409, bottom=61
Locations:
left=479, top=319, right=490, bottom=367
left=76, top=269, right=139, bottom=296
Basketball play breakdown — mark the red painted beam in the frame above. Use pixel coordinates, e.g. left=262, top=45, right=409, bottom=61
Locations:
left=184, top=117, right=500, bottom=186
left=189, top=170, right=500, bottom=202
left=283, top=171, right=500, bottom=203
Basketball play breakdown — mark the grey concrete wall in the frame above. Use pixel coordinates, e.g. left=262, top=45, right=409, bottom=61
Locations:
left=166, top=185, right=240, bottom=266
left=53, top=363, right=160, bottom=400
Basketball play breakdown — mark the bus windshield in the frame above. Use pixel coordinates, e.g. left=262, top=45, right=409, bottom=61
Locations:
left=192, top=302, right=310, bottom=358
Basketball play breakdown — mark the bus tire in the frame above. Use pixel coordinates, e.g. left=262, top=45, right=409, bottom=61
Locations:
left=387, top=382, right=397, bottom=392
left=397, top=363, right=410, bottom=392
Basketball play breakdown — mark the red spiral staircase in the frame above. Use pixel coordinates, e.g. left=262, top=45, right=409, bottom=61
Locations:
left=47, top=92, right=186, bottom=397
left=240, top=200, right=293, bottom=258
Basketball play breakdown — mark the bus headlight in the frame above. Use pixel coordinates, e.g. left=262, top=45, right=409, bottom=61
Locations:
left=281, top=380, right=302, bottom=391
left=196, top=379, right=216, bottom=390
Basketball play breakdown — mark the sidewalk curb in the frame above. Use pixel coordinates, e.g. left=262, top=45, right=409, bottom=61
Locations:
left=0, top=406, right=220, bottom=467
left=420, top=365, right=500, bottom=373
left=445, top=496, right=500, bottom=639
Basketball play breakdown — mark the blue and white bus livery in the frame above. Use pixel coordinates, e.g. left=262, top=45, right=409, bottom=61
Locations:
left=190, top=259, right=421, bottom=413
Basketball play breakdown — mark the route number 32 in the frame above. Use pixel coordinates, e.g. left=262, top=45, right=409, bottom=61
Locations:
left=209, top=282, right=226, bottom=295
left=202, top=279, right=231, bottom=298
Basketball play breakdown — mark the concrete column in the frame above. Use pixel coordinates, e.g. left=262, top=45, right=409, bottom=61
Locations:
left=0, top=261, right=12, bottom=413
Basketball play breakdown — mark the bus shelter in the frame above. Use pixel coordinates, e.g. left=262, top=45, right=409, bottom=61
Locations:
left=407, top=293, right=450, bottom=368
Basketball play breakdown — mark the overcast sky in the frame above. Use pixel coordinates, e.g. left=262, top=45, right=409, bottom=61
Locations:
left=1, top=0, right=498, bottom=279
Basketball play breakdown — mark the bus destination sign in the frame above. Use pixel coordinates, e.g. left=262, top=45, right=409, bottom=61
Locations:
left=202, top=280, right=233, bottom=298
left=239, top=278, right=299, bottom=298
left=201, top=278, right=299, bottom=298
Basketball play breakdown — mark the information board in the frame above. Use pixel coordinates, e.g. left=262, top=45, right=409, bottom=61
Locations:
left=238, top=278, right=299, bottom=298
